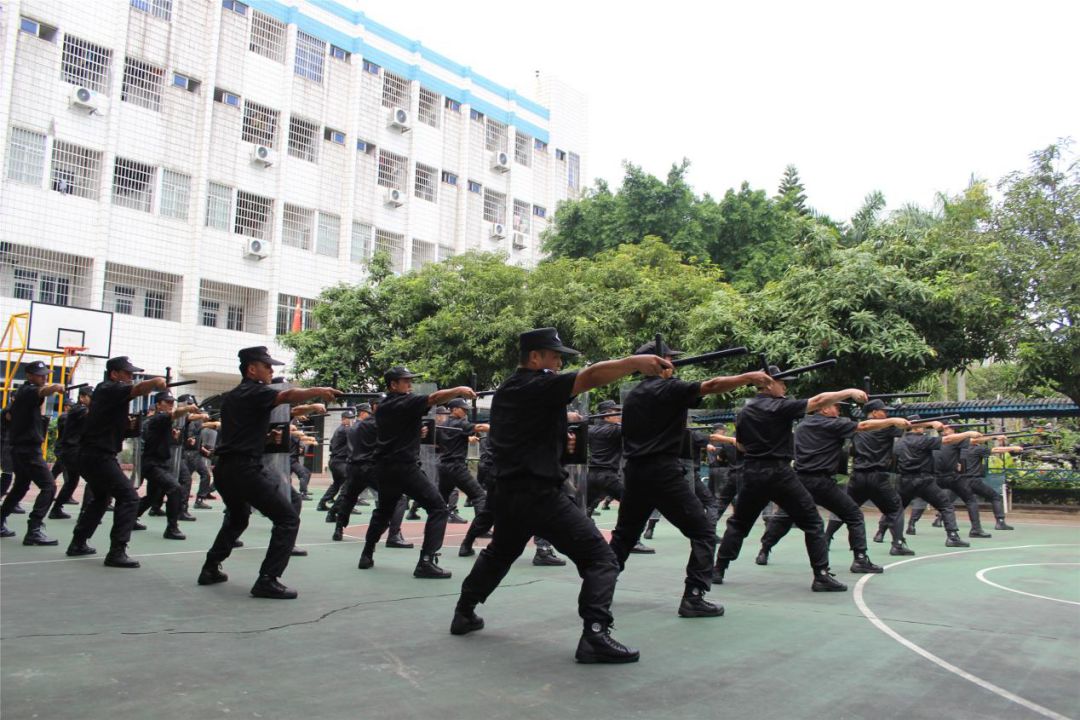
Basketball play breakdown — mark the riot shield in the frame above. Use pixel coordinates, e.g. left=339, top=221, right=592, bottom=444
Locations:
left=565, top=390, right=589, bottom=511
left=262, top=380, right=293, bottom=503
left=415, top=382, right=439, bottom=484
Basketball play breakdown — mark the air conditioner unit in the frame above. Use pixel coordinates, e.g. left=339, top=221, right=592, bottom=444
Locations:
left=388, top=107, right=411, bottom=132
left=385, top=188, right=404, bottom=207
left=512, top=232, right=527, bottom=249
left=69, top=86, right=101, bottom=112
left=243, top=237, right=269, bottom=259
left=491, top=151, right=511, bottom=173
left=489, top=223, right=506, bottom=240
left=250, top=145, right=275, bottom=166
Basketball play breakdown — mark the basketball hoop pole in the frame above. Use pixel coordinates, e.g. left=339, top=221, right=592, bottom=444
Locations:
left=1, top=312, right=31, bottom=407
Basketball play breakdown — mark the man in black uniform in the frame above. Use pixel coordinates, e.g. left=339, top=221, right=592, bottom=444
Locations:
left=287, top=423, right=314, bottom=500
left=357, top=367, right=475, bottom=578
left=451, top=327, right=670, bottom=664
left=908, top=426, right=992, bottom=538
left=713, top=370, right=866, bottom=591
left=66, top=357, right=166, bottom=566
left=0, top=361, right=66, bottom=543
left=877, top=419, right=980, bottom=548
left=48, top=386, right=92, bottom=519
left=586, top=400, right=624, bottom=516
left=136, top=392, right=202, bottom=540
left=436, top=398, right=489, bottom=522
left=755, top=402, right=908, bottom=572
left=196, top=346, right=340, bottom=598
left=318, top=408, right=355, bottom=513
left=459, top=431, right=495, bottom=557
left=174, top=395, right=210, bottom=511
left=609, top=340, right=771, bottom=617
left=706, top=425, right=740, bottom=519
left=958, top=436, right=1019, bottom=531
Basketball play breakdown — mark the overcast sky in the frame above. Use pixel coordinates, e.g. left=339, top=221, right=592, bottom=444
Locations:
left=364, top=0, right=1079, bottom=221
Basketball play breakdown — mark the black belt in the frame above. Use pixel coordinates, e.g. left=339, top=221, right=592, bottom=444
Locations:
left=744, top=458, right=792, bottom=467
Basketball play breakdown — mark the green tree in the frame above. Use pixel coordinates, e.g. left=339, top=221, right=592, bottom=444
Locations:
left=776, top=164, right=808, bottom=215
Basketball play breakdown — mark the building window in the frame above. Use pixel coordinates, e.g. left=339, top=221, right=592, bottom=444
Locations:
left=206, top=181, right=233, bottom=230
left=222, top=0, right=248, bottom=15
left=373, top=229, right=405, bottom=274
left=381, top=70, right=410, bottom=110
left=159, top=169, right=191, bottom=220
left=130, top=0, right=172, bottom=21
left=356, top=139, right=375, bottom=155
left=113, top=285, right=135, bottom=314
left=470, top=109, right=484, bottom=122
left=213, top=87, right=241, bottom=107
left=282, top=204, right=313, bottom=250
left=172, top=72, right=200, bottom=93
left=362, top=59, right=380, bottom=75
left=19, top=17, right=58, bottom=42
left=51, top=140, right=102, bottom=199
left=38, top=275, right=71, bottom=306
left=555, top=149, right=566, bottom=161
left=330, top=45, right=350, bottom=61
left=350, top=221, right=372, bottom=265
left=414, top=163, right=437, bottom=202
left=515, top=133, right=532, bottom=167
left=13, top=268, right=36, bottom=300
left=441, top=171, right=458, bottom=186
left=241, top=100, right=280, bottom=147
left=377, top=149, right=408, bottom=191
left=418, top=87, right=440, bottom=128
left=533, top=204, right=547, bottom=219
left=226, top=305, right=245, bottom=331
left=323, top=127, right=346, bottom=145
left=121, top=57, right=164, bottom=111
left=287, top=116, right=319, bottom=162
left=411, top=238, right=435, bottom=270
left=200, top=299, right=219, bottom=327
left=199, top=280, right=266, bottom=333
left=317, top=213, right=340, bottom=257
left=6, top=128, right=47, bottom=186
left=444, top=97, right=461, bottom=113
left=568, top=152, right=581, bottom=192
left=61, top=35, right=112, bottom=93
left=111, top=157, right=155, bottom=212
left=144, top=290, right=166, bottom=319
left=294, top=30, right=325, bottom=83
left=438, top=244, right=454, bottom=261
left=467, top=180, right=482, bottom=194
left=513, top=199, right=531, bottom=233
left=249, top=10, right=286, bottom=63
left=0, top=244, right=92, bottom=307
left=485, top=118, right=508, bottom=152
left=535, top=138, right=548, bottom=152
left=275, top=294, right=316, bottom=335
left=483, top=189, right=506, bottom=224
left=234, top=190, right=273, bottom=240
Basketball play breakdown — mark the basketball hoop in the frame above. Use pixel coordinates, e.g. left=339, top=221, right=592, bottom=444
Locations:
left=62, top=346, right=89, bottom=356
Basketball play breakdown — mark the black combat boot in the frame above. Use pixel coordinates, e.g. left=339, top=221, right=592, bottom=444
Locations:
left=458, top=537, right=475, bottom=557
left=49, top=505, right=71, bottom=520
left=872, top=527, right=886, bottom=544
left=905, top=521, right=917, bottom=536
left=678, top=586, right=724, bottom=618
left=193, top=498, right=213, bottom=510
left=629, top=541, right=655, bottom=554
left=178, top=511, right=197, bottom=522
left=532, top=546, right=566, bottom=566
left=447, top=510, right=468, bottom=524
left=994, top=518, right=1014, bottom=531
left=316, top=500, right=331, bottom=512
left=386, top=532, right=414, bottom=549
left=325, top=509, right=338, bottom=523
left=290, top=546, right=308, bottom=556
left=250, top=575, right=298, bottom=599
left=969, top=527, right=992, bottom=538
left=850, top=552, right=884, bottom=574
left=66, top=539, right=97, bottom=556
left=811, top=568, right=847, bottom=592
left=0, top=518, right=15, bottom=538
left=945, top=532, right=970, bottom=548
left=712, top=560, right=727, bottom=584
left=132, top=521, right=147, bottom=531
left=357, top=544, right=375, bottom=569
left=405, top=502, right=421, bottom=521
left=104, top=545, right=140, bottom=568
left=755, top=546, right=770, bottom=566
left=450, top=605, right=485, bottom=635
left=23, top=523, right=59, bottom=546
left=643, top=518, right=659, bottom=540
left=931, top=515, right=943, bottom=528
left=575, top=623, right=640, bottom=664
left=414, top=552, right=451, bottom=579
left=163, top=524, right=187, bottom=540
left=332, top=524, right=344, bottom=541
left=889, top=540, right=915, bottom=556
left=197, top=563, right=228, bottom=585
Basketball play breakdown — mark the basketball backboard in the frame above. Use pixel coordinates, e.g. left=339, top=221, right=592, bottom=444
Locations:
left=27, top=302, right=113, bottom=359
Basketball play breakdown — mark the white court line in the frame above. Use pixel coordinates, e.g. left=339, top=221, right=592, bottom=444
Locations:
left=853, top=544, right=1080, bottom=720
left=975, top=563, right=1080, bottom=607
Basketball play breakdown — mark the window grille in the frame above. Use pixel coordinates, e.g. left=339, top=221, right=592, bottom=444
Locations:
left=103, top=263, right=181, bottom=321
left=159, top=169, right=191, bottom=220
left=414, top=163, right=437, bottom=202
left=568, top=152, right=581, bottom=192
left=418, top=87, right=440, bottom=127
left=275, top=294, right=317, bottom=335
left=0, top=242, right=92, bottom=307
left=200, top=298, right=218, bottom=327
left=198, top=279, right=266, bottom=333
left=373, top=229, right=405, bottom=274
left=484, top=118, right=507, bottom=152
left=411, top=238, right=435, bottom=270
left=249, top=10, right=286, bottom=63
left=51, top=140, right=102, bottom=199
left=514, top=133, right=531, bottom=167
left=226, top=305, right=244, bottom=331
left=381, top=70, right=410, bottom=109
left=130, top=0, right=172, bottom=22
left=121, top=57, right=164, bottom=111
left=287, top=116, right=319, bottom=162
left=483, top=188, right=506, bottom=224
left=234, top=190, right=273, bottom=239
left=282, top=203, right=313, bottom=249
left=317, top=213, right=340, bottom=257
left=513, top=199, right=531, bottom=233
left=437, top=244, right=454, bottom=261
left=294, top=30, right=325, bottom=83
left=111, top=157, right=155, bottom=212
left=61, top=35, right=112, bottom=93
left=351, top=221, right=372, bottom=264
left=242, top=100, right=280, bottom=147
left=6, top=128, right=47, bottom=186
left=206, top=182, right=233, bottom=230
left=377, top=149, right=407, bottom=190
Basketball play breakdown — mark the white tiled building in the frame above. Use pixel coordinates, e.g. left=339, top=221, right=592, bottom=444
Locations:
left=0, top=0, right=587, bottom=397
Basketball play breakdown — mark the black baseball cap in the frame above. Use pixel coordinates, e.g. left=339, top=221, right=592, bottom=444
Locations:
left=634, top=339, right=683, bottom=357
left=447, top=398, right=469, bottom=410
left=863, top=399, right=887, bottom=413
left=435, top=406, right=451, bottom=415
left=384, top=366, right=420, bottom=384
left=356, top=402, right=372, bottom=413
left=342, top=408, right=357, bottom=418
left=520, top=327, right=579, bottom=355
left=23, top=360, right=49, bottom=376
left=153, top=391, right=176, bottom=404
left=597, top=400, right=621, bottom=413
left=238, top=346, right=284, bottom=367
left=78, top=386, right=92, bottom=397
left=106, top=356, right=144, bottom=373
left=906, top=414, right=922, bottom=422
left=176, top=393, right=196, bottom=404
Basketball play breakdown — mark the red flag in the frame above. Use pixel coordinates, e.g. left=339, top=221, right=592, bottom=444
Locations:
left=291, top=297, right=303, bottom=333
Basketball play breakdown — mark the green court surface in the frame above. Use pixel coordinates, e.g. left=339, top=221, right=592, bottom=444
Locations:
left=2, top=487, right=1078, bottom=720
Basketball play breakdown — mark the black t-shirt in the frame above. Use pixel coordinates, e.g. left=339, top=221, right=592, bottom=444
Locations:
left=215, top=378, right=280, bottom=459
left=437, top=417, right=476, bottom=465
left=852, top=426, right=903, bottom=471
left=329, top=423, right=350, bottom=463
left=794, top=413, right=858, bottom=475
left=489, top=367, right=578, bottom=482
left=348, top=417, right=377, bottom=464
left=9, top=382, right=45, bottom=449
left=960, top=444, right=991, bottom=478
left=374, top=391, right=431, bottom=464
left=933, top=438, right=964, bottom=476
left=588, top=421, right=622, bottom=471
left=895, top=433, right=942, bottom=475
left=81, top=381, right=134, bottom=455
left=289, top=435, right=303, bottom=461
left=59, top=404, right=89, bottom=453
left=182, top=419, right=202, bottom=452
left=478, top=435, right=493, bottom=468
left=736, top=393, right=808, bottom=461
left=141, top=412, right=174, bottom=464
left=622, top=377, right=702, bottom=460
